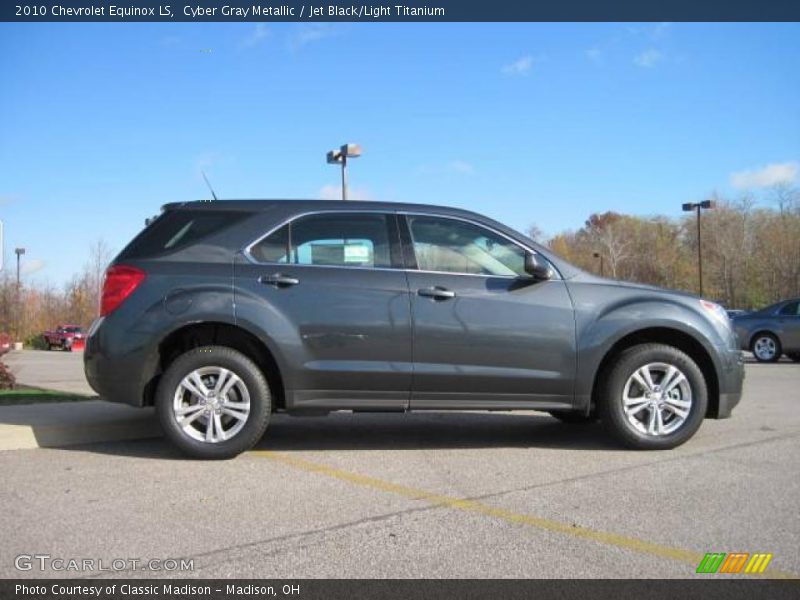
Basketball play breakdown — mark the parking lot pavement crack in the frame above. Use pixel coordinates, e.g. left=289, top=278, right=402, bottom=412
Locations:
left=240, top=449, right=799, bottom=580
left=466, top=429, right=800, bottom=505
left=85, top=504, right=447, bottom=579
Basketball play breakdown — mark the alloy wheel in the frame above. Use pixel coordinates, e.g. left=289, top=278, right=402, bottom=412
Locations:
left=621, top=362, right=693, bottom=437
left=172, top=366, right=251, bottom=443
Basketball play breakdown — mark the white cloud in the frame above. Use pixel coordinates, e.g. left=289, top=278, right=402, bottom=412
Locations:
left=633, top=48, right=663, bottom=68
left=586, top=48, right=602, bottom=63
left=318, top=184, right=372, bottom=201
left=160, top=35, right=182, bottom=48
left=448, top=160, right=474, bottom=174
left=651, top=22, right=671, bottom=39
left=0, top=194, right=19, bottom=207
left=731, top=161, right=799, bottom=189
left=20, top=258, right=46, bottom=276
left=416, top=160, right=476, bottom=177
left=289, top=24, right=342, bottom=50
left=194, top=153, right=217, bottom=174
left=501, top=55, right=534, bottom=76
left=241, top=24, right=269, bottom=48
left=627, top=23, right=671, bottom=41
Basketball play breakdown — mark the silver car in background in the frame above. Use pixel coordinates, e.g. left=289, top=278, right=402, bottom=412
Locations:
left=732, top=298, right=800, bottom=362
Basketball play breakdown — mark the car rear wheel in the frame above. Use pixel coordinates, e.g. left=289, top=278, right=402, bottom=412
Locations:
left=751, top=333, right=781, bottom=363
left=156, top=346, right=271, bottom=459
left=598, top=343, right=707, bottom=450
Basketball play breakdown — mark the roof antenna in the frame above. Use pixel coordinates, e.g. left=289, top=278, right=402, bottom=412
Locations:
left=201, top=170, right=219, bottom=201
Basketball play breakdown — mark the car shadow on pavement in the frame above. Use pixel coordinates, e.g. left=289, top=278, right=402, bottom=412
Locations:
left=54, top=412, right=620, bottom=460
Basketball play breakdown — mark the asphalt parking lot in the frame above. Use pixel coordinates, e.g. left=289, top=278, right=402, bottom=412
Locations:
left=1, top=351, right=798, bottom=579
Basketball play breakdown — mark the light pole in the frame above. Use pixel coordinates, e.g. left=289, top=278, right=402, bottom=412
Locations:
left=14, top=248, right=25, bottom=289
left=593, top=252, right=604, bottom=277
left=682, top=200, right=715, bottom=297
left=14, top=247, right=25, bottom=342
left=326, top=143, right=362, bottom=200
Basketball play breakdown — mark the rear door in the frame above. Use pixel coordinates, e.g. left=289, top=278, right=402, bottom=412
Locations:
left=401, top=214, right=576, bottom=409
left=234, top=211, right=413, bottom=411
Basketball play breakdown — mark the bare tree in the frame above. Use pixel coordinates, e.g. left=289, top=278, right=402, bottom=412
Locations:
left=583, top=213, right=631, bottom=279
left=86, top=239, right=115, bottom=313
left=527, top=224, right=545, bottom=244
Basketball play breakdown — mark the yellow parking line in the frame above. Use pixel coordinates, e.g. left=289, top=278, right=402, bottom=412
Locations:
left=250, top=450, right=798, bottom=580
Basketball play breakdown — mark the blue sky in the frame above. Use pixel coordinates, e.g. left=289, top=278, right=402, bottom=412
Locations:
left=1, top=22, right=798, bottom=285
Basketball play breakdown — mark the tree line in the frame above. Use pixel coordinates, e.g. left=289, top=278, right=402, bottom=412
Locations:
left=0, top=186, right=798, bottom=343
left=536, top=185, right=800, bottom=309
left=0, top=240, right=113, bottom=345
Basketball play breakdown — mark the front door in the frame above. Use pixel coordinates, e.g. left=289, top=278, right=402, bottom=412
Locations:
left=778, top=300, right=800, bottom=350
left=234, top=212, right=413, bottom=411
left=402, top=214, right=576, bottom=409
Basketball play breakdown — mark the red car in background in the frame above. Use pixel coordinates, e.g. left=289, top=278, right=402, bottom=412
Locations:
left=42, top=325, right=85, bottom=352
left=0, top=333, right=11, bottom=355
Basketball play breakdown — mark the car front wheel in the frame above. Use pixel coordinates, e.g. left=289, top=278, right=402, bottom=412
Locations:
left=598, top=343, right=707, bottom=450
left=751, top=333, right=781, bottom=363
left=156, top=346, right=271, bottom=459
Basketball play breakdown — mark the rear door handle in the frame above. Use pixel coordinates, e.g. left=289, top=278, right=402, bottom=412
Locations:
left=259, top=273, right=299, bottom=287
left=418, top=286, right=456, bottom=300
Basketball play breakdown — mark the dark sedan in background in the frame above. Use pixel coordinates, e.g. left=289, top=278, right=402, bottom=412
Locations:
left=732, top=298, right=800, bottom=362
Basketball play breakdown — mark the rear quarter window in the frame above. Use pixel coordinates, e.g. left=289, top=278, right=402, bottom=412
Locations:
left=118, top=210, right=250, bottom=259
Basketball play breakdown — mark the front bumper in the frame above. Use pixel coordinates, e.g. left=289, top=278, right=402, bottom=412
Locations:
left=714, top=349, right=744, bottom=418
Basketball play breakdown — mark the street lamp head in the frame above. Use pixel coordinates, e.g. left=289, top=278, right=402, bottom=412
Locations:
left=340, top=143, right=362, bottom=158
left=699, top=200, right=715, bottom=209
left=682, top=203, right=697, bottom=212
left=14, top=247, right=25, bottom=256
left=326, top=149, right=343, bottom=164
left=593, top=252, right=601, bottom=258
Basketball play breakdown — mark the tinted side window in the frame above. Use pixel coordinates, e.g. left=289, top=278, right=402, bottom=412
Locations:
left=407, top=216, right=526, bottom=276
left=779, top=301, right=799, bottom=316
left=250, top=213, right=393, bottom=269
left=119, top=210, right=250, bottom=259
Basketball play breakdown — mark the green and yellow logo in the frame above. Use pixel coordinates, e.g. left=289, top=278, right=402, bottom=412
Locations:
left=696, top=552, right=773, bottom=574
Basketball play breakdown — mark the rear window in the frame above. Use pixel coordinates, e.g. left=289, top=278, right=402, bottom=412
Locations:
left=118, top=210, right=250, bottom=259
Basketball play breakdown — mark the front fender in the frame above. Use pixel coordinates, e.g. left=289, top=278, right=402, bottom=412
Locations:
left=568, top=284, right=728, bottom=405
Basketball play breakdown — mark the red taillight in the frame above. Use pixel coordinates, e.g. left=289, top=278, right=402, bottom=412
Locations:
left=100, top=265, right=146, bottom=316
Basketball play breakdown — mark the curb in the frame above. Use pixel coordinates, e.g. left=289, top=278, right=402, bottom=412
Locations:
left=0, top=400, right=161, bottom=451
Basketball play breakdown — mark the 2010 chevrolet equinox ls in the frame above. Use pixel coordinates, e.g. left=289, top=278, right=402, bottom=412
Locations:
left=84, top=200, right=744, bottom=459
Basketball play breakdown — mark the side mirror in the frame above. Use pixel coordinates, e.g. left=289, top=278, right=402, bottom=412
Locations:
left=524, top=252, right=553, bottom=281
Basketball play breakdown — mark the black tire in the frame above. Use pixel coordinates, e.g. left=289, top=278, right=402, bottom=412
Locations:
left=751, top=332, right=781, bottom=363
left=156, top=346, right=271, bottom=459
left=548, top=410, right=598, bottom=424
left=787, top=352, right=800, bottom=363
left=598, top=343, right=708, bottom=450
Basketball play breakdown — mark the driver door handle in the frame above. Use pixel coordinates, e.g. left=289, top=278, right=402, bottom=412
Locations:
left=418, top=286, right=456, bottom=300
left=259, top=273, right=300, bottom=287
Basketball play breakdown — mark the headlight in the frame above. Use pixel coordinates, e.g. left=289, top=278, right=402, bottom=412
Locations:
left=700, top=300, right=731, bottom=326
